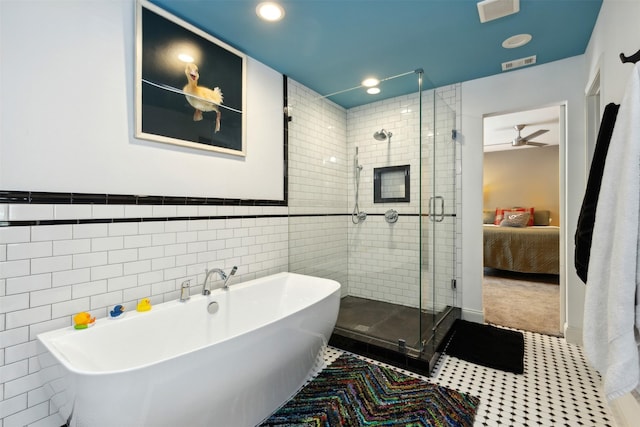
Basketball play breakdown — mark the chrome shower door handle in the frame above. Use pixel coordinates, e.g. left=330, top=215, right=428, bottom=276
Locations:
left=428, top=196, right=445, bottom=222
left=428, top=196, right=435, bottom=222
left=435, top=196, right=445, bottom=222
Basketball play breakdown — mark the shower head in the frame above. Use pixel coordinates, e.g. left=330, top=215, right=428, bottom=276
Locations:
left=373, top=129, right=392, bottom=141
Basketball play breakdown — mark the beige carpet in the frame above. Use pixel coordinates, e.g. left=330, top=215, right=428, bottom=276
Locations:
left=483, top=269, right=561, bottom=336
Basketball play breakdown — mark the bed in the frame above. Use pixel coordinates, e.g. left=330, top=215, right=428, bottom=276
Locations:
left=483, top=209, right=560, bottom=275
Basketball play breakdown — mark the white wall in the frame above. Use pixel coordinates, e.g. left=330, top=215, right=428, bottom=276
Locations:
left=585, top=0, right=640, bottom=108
left=460, top=55, right=586, bottom=337
left=0, top=0, right=283, bottom=200
left=462, top=0, right=640, bottom=340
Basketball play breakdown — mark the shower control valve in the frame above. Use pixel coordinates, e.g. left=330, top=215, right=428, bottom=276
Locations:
left=384, top=209, right=399, bottom=223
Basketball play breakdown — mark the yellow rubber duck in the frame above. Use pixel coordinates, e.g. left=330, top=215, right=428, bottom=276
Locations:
left=136, top=298, right=152, bottom=312
left=73, top=312, right=95, bottom=330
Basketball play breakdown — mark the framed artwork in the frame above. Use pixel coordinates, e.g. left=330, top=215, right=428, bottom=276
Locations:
left=135, top=0, right=246, bottom=156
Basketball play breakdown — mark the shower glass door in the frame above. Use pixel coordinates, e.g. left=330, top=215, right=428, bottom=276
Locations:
left=420, top=88, right=458, bottom=362
left=341, top=71, right=425, bottom=355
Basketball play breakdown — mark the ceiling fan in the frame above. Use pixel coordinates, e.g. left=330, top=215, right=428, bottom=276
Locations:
left=507, top=124, right=549, bottom=147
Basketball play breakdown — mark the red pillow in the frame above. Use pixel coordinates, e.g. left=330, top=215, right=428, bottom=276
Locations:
left=494, top=207, right=534, bottom=226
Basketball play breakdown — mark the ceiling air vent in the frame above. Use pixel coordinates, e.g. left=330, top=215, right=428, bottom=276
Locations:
left=477, top=0, right=520, bottom=23
left=502, top=55, right=537, bottom=71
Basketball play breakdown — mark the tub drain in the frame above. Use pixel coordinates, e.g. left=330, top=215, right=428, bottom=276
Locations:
left=207, top=301, right=219, bottom=314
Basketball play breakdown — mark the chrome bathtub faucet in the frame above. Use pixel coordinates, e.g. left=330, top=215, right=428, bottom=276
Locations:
left=202, top=266, right=238, bottom=295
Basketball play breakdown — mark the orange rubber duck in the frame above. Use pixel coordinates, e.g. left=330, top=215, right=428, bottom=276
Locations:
left=73, top=312, right=95, bottom=330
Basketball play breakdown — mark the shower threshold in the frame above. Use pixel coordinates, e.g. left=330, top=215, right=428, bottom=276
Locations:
left=329, top=296, right=460, bottom=375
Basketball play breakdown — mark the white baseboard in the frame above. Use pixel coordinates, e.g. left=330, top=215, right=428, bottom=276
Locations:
left=461, top=308, right=484, bottom=324
left=610, top=392, right=640, bottom=427
left=564, top=324, right=583, bottom=346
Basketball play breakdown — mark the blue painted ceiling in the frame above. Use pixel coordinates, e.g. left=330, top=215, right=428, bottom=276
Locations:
left=149, top=0, right=602, bottom=109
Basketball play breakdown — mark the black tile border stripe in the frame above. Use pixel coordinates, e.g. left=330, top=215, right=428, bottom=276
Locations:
left=0, top=212, right=456, bottom=227
left=0, top=191, right=288, bottom=207
left=0, top=214, right=291, bottom=227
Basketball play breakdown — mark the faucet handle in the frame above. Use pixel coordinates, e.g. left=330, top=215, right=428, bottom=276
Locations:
left=179, top=280, right=191, bottom=302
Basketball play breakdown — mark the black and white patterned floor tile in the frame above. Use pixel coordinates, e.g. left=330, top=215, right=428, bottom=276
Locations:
left=323, top=330, right=615, bottom=427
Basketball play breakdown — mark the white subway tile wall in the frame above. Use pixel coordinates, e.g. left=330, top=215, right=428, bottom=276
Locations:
left=287, top=81, right=350, bottom=289
left=0, top=208, right=288, bottom=427
left=346, top=89, right=421, bottom=308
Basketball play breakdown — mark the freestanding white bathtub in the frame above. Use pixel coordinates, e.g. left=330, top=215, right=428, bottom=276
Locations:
left=37, top=272, right=341, bottom=427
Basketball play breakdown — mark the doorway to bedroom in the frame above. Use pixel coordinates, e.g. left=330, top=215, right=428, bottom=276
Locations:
left=481, top=105, right=563, bottom=336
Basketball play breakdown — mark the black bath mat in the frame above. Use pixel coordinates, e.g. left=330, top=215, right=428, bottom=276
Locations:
left=442, top=319, right=524, bottom=374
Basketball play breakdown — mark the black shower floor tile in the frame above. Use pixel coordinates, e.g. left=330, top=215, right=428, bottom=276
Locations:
left=335, top=296, right=446, bottom=349
left=330, top=296, right=460, bottom=375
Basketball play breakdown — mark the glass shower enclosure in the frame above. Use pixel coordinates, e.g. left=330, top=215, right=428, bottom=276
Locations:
left=286, top=70, right=459, bottom=373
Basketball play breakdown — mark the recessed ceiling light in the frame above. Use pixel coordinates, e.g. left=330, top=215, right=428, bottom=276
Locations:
left=502, top=33, right=532, bottom=49
left=367, top=87, right=381, bottom=95
left=362, top=78, right=380, bottom=87
left=256, top=2, right=285, bottom=22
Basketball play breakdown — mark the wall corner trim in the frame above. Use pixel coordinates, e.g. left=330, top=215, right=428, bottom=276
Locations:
left=610, top=392, right=640, bottom=427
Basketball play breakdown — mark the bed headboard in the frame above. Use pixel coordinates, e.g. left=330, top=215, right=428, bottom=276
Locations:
left=533, top=210, right=551, bottom=226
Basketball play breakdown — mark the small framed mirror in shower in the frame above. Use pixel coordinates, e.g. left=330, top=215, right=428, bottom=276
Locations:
left=373, top=165, right=410, bottom=203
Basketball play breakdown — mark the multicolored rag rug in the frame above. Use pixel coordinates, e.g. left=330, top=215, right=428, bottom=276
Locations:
left=259, top=353, right=479, bottom=427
